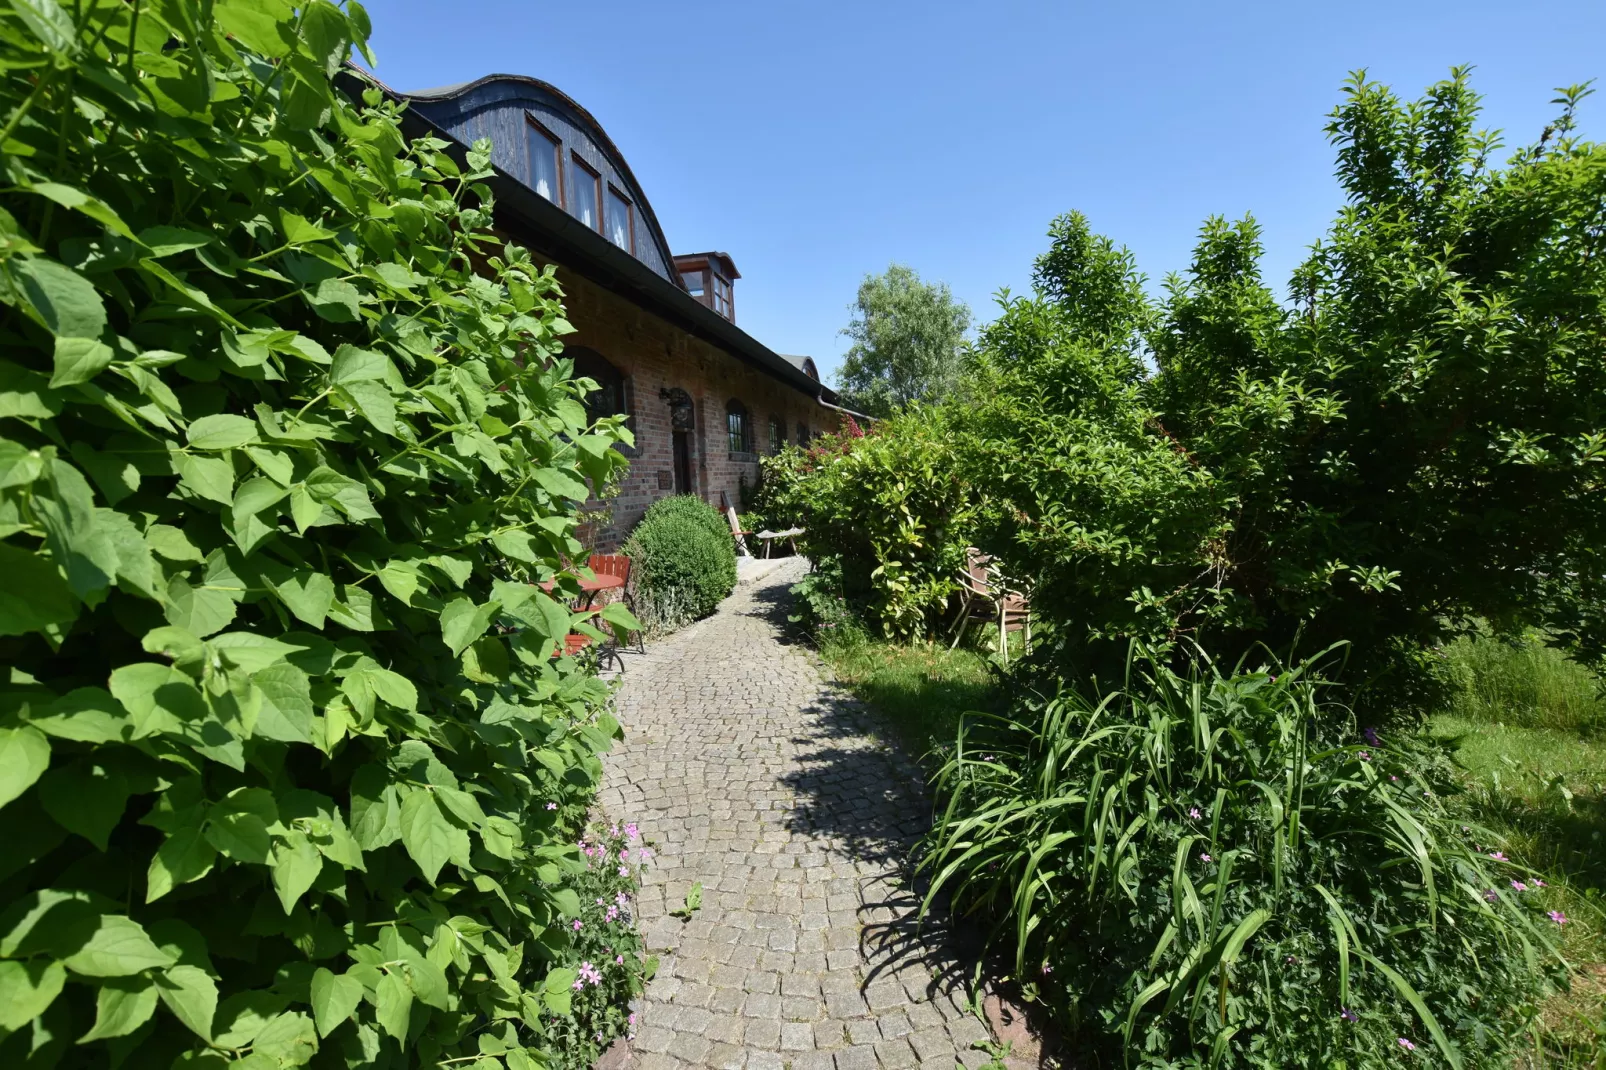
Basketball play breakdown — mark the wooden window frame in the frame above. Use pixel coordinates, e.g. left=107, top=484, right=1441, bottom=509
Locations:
left=768, top=417, right=783, bottom=455
left=605, top=183, right=635, bottom=255
left=726, top=400, right=750, bottom=455
left=524, top=115, right=564, bottom=208
left=570, top=153, right=602, bottom=233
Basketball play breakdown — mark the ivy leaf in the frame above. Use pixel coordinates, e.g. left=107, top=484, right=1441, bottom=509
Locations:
left=0, top=543, right=77, bottom=637
left=0, top=959, right=67, bottom=1031
left=145, top=827, right=216, bottom=902
left=51, top=336, right=115, bottom=387
left=270, top=829, right=322, bottom=913
left=37, top=758, right=129, bottom=850
left=309, top=967, right=363, bottom=1038
left=0, top=725, right=51, bottom=811
left=78, top=976, right=158, bottom=1041
left=399, top=789, right=464, bottom=884
left=374, top=971, right=412, bottom=1041
left=62, top=914, right=175, bottom=977
left=108, top=662, right=207, bottom=737
left=186, top=413, right=259, bottom=450
left=439, top=597, right=500, bottom=656
left=155, top=964, right=218, bottom=1041
left=271, top=570, right=335, bottom=629
left=11, top=256, right=106, bottom=338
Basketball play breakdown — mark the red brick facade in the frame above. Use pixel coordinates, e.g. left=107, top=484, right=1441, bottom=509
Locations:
left=549, top=263, right=840, bottom=549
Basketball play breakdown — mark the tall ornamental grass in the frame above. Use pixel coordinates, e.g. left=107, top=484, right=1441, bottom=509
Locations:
left=920, top=649, right=1566, bottom=1067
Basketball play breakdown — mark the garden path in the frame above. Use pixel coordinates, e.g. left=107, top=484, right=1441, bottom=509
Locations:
left=599, top=558, right=992, bottom=1070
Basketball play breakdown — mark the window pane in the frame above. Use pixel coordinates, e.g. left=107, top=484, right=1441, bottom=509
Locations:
left=769, top=419, right=782, bottom=454
left=727, top=410, right=744, bottom=453
left=606, top=188, right=632, bottom=252
left=681, top=271, right=704, bottom=296
left=528, top=128, right=560, bottom=203
left=571, top=158, right=599, bottom=231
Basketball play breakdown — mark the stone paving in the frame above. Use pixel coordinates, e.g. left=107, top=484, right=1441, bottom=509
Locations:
left=599, top=558, right=992, bottom=1070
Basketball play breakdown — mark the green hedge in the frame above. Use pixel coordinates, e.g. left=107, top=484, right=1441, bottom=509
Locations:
left=625, top=498, right=736, bottom=633
left=0, top=2, right=643, bottom=1068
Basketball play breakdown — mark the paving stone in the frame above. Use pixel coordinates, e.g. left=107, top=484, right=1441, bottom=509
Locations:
left=596, top=562, right=990, bottom=1068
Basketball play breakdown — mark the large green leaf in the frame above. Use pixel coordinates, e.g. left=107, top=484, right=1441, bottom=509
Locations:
left=37, top=758, right=129, bottom=849
left=187, top=413, right=259, bottom=451
left=0, top=543, right=81, bottom=637
left=62, top=914, right=175, bottom=977
left=0, top=959, right=67, bottom=1031
left=146, top=827, right=217, bottom=902
left=156, top=964, right=218, bottom=1041
left=11, top=257, right=106, bottom=338
left=269, top=829, right=322, bottom=912
left=309, top=967, right=364, bottom=1038
left=0, top=725, right=51, bottom=810
left=439, top=597, right=500, bottom=656
left=78, top=976, right=158, bottom=1042
left=399, top=788, right=464, bottom=885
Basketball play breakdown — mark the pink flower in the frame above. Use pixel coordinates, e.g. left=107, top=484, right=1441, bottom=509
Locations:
left=619, top=848, right=629, bottom=861
left=572, top=919, right=583, bottom=931
left=1533, top=878, right=1546, bottom=888
left=1489, top=851, right=1507, bottom=861
left=615, top=954, right=624, bottom=964
left=1483, top=889, right=1499, bottom=903
left=1340, top=1008, right=1359, bottom=1023
left=596, top=897, right=605, bottom=905
left=1040, top=964, right=1052, bottom=975
left=1358, top=751, right=1371, bottom=761
left=1188, top=807, right=1201, bottom=820
left=610, top=824, right=620, bottom=836
left=606, top=906, right=619, bottom=921
left=546, top=802, right=558, bottom=810
left=626, top=823, right=639, bottom=840
left=618, top=866, right=630, bottom=877
left=616, top=891, right=629, bottom=906
left=1549, top=911, right=1569, bottom=926
left=629, top=1013, right=637, bottom=1025
left=1389, top=775, right=1399, bottom=782
left=1199, top=853, right=1214, bottom=863
left=1510, top=880, right=1528, bottom=892
left=572, top=977, right=584, bottom=990
left=1398, top=1037, right=1416, bottom=1051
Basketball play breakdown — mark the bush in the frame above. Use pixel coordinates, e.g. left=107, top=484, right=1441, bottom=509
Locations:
left=0, top=4, right=643, bottom=1068
left=624, top=499, right=736, bottom=634
left=760, top=411, right=979, bottom=641
left=921, top=648, right=1564, bottom=1067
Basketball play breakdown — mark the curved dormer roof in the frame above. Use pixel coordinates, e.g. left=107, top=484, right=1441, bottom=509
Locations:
left=399, top=74, right=679, bottom=285
left=779, top=355, right=820, bottom=381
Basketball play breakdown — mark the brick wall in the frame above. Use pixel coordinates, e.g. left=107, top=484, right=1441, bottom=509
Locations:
left=547, top=263, right=838, bottom=549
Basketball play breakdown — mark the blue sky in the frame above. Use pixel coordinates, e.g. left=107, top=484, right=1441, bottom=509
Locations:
left=361, top=0, right=1605, bottom=383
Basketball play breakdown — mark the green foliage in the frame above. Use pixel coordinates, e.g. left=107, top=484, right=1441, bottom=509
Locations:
left=955, top=71, right=1606, bottom=696
left=0, top=1, right=643, bottom=1067
left=623, top=496, right=735, bottom=634
left=1441, top=631, right=1606, bottom=736
left=922, top=648, right=1564, bottom=1067
left=835, top=264, right=972, bottom=418
left=760, top=411, right=979, bottom=641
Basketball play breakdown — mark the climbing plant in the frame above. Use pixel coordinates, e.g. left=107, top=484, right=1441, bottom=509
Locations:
left=0, top=0, right=642, bottom=1067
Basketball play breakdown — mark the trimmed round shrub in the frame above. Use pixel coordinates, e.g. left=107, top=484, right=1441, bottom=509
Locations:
left=625, top=506, right=737, bottom=633
left=640, top=494, right=732, bottom=549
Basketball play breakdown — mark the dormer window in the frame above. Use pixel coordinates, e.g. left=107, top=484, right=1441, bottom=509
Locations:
left=571, top=154, right=601, bottom=232
left=606, top=186, right=634, bottom=253
left=527, top=118, right=562, bottom=205
left=672, top=252, right=741, bottom=323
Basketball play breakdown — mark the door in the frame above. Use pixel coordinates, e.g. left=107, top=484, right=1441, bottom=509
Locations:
left=672, top=430, right=692, bottom=494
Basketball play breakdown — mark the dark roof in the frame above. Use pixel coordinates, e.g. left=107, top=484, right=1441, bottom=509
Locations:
left=778, top=354, right=820, bottom=381
left=673, top=251, right=740, bottom=280
left=341, top=66, right=826, bottom=405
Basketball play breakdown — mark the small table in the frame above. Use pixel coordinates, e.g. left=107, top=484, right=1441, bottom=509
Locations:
left=540, top=572, right=625, bottom=610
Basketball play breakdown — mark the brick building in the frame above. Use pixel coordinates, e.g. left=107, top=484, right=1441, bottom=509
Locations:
left=367, top=72, right=854, bottom=548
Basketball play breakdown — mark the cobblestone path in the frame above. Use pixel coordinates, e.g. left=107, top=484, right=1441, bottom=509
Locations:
left=600, top=559, right=991, bottom=1070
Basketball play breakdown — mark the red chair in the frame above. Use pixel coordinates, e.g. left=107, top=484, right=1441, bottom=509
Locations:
left=587, top=553, right=644, bottom=656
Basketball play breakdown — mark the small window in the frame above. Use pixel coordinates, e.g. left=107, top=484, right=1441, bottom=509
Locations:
left=570, top=154, right=601, bottom=232
left=711, top=273, right=733, bottom=319
left=570, top=347, right=627, bottom=424
left=606, top=186, right=634, bottom=253
left=727, top=400, right=751, bottom=454
left=527, top=118, right=562, bottom=205
left=768, top=418, right=783, bottom=454
left=796, top=421, right=808, bottom=446
left=680, top=270, right=705, bottom=297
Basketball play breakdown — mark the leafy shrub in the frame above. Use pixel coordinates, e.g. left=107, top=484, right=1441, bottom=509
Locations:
left=624, top=499, right=736, bottom=634
left=760, top=411, right=979, bottom=641
left=0, top=3, right=643, bottom=1068
left=1442, top=631, right=1606, bottom=736
left=946, top=71, right=1606, bottom=695
left=921, top=648, right=1564, bottom=1067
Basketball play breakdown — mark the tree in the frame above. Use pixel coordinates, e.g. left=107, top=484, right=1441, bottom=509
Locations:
left=836, top=264, right=971, bottom=416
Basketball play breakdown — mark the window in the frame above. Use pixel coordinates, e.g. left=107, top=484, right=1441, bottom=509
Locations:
left=680, top=270, right=705, bottom=297
left=526, top=117, right=562, bottom=205
left=711, top=273, right=733, bottom=319
left=796, top=422, right=808, bottom=446
left=768, top=417, right=783, bottom=454
left=570, top=347, right=627, bottom=424
left=606, top=186, right=634, bottom=252
left=570, top=154, right=601, bottom=231
left=727, top=400, right=751, bottom=454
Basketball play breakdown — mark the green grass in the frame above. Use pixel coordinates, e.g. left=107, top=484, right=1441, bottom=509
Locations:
left=1430, top=633, right=1606, bottom=1059
left=815, top=626, right=1008, bottom=760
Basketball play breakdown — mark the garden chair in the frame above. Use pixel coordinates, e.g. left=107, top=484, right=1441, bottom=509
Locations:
left=587, top=552, right=645, bottom=656
left=755, top=526, right=805, bottom=558
left=725, top=505, right=753, bottom=557
left=949, top=547, right=1031, bottom=666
